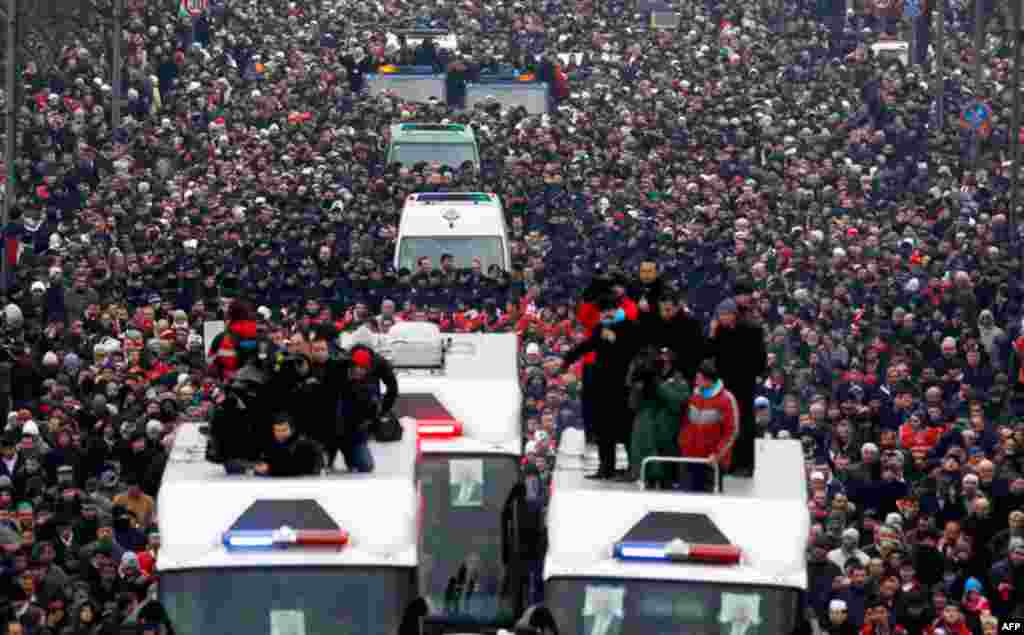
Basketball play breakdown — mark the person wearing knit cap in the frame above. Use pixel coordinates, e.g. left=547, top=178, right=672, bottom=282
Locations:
left=21, top=420, right=39, bottom=437
left=705, top=286, right=766, bottom=478
left=677, top=358, right=739, bottom=492
left=824, top=598, right=855, bottom=635
left=335, top=344, right=398, bottom=473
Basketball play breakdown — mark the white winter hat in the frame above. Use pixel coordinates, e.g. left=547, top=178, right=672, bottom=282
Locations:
left=42, top=351, right=59, bottom=367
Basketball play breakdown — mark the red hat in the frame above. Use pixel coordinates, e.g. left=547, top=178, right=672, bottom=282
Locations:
left=352, top=349, right=372, bottom=369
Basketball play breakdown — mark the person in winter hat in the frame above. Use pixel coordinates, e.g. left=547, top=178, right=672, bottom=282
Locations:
left=822, top=599, right=856, bottom=635
left=703, top=288, right=766, bottom=478
left=960, top=577, right=990, bottom=626
left=677, top=358, right=739, bottom=492
left=207, top=299, right=260, bottom=381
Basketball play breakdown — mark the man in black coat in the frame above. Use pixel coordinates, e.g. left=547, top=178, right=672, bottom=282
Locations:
left=638, top=295, right=705, bottom=382
left=334, top=345, right=399, bottom=474
left=704, top=286, right=767, bottom=477
left=629, top=261, right=665, bottom=313
left=561, top=310, right=643, bottom=480
left=283, top=327, right=349, bottom=468
left=255, top=414, right=323, bottom=477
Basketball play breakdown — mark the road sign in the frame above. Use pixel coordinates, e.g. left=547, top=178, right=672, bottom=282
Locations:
left=181, top=0, right=207, bottom=17
left=961, top=101, right=991, bottom=131
left=904, top=0, right=922, bottom=18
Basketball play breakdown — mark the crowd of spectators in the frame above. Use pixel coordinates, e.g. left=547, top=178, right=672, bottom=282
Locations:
left=0, top=0, right=1022, bottom=630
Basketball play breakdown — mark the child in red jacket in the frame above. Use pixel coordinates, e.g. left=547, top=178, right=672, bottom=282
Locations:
left=678, top=359, right=740, bottom=492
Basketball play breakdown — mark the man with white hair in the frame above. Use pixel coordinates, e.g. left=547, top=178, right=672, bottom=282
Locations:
left=828, top=528, right=870, bottom=569
left=848, top=442, right=881, bottom=485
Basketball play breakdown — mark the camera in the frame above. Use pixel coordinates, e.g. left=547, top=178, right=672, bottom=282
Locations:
left=629, top=347, right=662, bottom=384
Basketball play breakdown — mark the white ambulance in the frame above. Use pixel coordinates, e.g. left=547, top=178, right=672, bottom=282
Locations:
left=394, top=192, right=510, bottom=274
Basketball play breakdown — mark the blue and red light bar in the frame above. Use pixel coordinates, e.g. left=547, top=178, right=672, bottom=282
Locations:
left=613, top=539, right=741, bottom=564
left=223, top=526, right=349, bottom=551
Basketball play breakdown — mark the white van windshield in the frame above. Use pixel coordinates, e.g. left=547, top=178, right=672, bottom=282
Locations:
left=161, top=567, right=413, bottom=635
left=398, top=236, right=504, bottom=272
left=546, top=578, right=801, bottom=635
left=872, top=44, right=907, bottom=65
left=391, top=143, right=478, bottom=168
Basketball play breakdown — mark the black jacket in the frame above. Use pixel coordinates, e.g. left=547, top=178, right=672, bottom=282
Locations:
left=286, top=359, right=349, bottom=444
left=705, top=319, right=767, bottom=398
left=339, top=347, right=399, bottom=424
left=563, top=320, right=643, bottom=392
left=261, top=434, right=323, bottom=477
left=637, top=309, right=705, bottom=381
left=628, top=277, right=665, bottom=308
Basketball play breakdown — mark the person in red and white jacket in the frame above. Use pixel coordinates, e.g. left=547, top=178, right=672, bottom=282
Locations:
left=677, top=358, right=739, bottom=493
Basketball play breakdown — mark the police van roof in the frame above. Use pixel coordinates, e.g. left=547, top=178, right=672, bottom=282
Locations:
left=342, top=329, right=522, bottom=457
left=543, top=435, right=808, bottom=589
left=157, top=421, right=419, bottom=572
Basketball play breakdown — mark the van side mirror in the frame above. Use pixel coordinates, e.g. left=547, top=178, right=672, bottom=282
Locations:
left=513, top=605, right=559, bottom=635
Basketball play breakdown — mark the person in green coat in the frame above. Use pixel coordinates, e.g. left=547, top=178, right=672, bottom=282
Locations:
left=626, top=346, right=691, bottom=488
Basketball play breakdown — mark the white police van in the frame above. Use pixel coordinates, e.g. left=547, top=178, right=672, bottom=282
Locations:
left=157, top=417, right=422, bottom=635
left=395, top=192, right=510, bottom=275
left=342, top=322, right=525, bottom=628
left=536, top=433, right=809, bottom=634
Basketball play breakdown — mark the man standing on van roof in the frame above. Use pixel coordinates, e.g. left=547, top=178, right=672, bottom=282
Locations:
left=704, top=285, right=766, bottom=478
left=336, top=344, right=399, bottom=474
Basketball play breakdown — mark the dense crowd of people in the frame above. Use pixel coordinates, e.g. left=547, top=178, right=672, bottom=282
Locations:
left=0, top=0, right=1021, bottom=630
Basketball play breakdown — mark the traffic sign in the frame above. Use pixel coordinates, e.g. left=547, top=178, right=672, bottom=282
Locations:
left=961, top=101, right=991, bottom=131
left=181, top=0, right=207, bottom=17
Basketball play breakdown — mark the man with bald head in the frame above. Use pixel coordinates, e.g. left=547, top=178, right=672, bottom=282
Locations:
left=975, top=459, right=1004, bottom=501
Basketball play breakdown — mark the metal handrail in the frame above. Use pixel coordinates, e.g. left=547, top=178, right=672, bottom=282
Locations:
left=639, top=456, right=720, bottom=493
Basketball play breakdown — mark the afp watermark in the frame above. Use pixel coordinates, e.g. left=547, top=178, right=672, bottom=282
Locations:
left=1003, top=620, right=1024, bottom=631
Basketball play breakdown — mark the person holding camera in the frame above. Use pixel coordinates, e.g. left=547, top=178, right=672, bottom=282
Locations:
left=677, top=359, right=740, bottom=493
left=336, top=345, right=399, bottom=474
left=626, top=347, right=690, bottom=487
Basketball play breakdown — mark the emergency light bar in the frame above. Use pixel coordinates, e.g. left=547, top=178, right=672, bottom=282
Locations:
left=416, top=419, right=464, bottom=438
left=614, top=538, right=741, bottom=564
left=411, top=193, right=495, bottom=203
left=401, top=123, right=466, bottom=132
left=222, top=526, right=349, bottom=551
left=377, top=65, right=437, bottom=75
